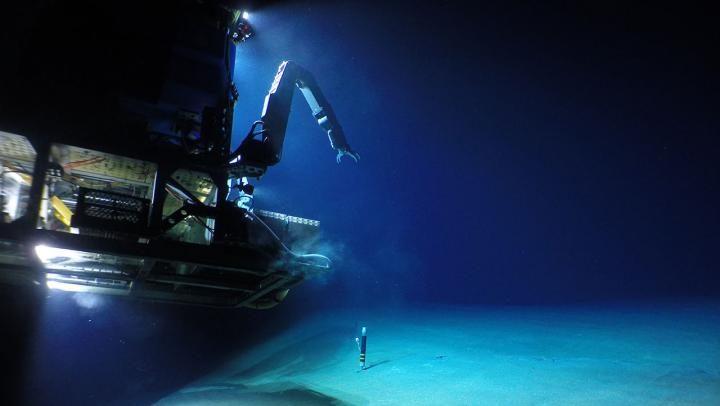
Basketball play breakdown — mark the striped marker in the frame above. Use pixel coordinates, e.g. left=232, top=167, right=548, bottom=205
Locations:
left=359, top=326, right=367, bottom=369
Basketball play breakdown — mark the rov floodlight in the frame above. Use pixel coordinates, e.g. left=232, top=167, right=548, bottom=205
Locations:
left=46, top=279, right=91, bottom=293
left=34, top=244, right=83, bottom=263
left=34, top=244, right=55, bottom=263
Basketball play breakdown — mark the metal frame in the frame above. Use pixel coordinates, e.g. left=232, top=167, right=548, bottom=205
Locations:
left=0, top=133, right=324, bottom=308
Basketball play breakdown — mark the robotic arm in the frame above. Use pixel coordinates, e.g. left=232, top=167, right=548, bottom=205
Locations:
left=229, top=61, right=359, bottom=177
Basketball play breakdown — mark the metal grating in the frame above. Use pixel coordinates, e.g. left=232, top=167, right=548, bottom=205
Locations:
left=255, top=209, right=320, bottom=227
left=72, top=188, right=150, bottom=233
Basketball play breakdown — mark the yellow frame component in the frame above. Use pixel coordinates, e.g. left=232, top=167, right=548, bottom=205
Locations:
left=51, top=196, right=73, bottom=227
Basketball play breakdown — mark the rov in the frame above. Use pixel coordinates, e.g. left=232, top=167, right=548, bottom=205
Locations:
left=0, top=0, right=357, bottom=309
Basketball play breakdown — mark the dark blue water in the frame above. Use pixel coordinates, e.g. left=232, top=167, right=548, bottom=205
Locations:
left=231, top=1, right=719, bottom=306
left=3, top=1, right=719, bottom=405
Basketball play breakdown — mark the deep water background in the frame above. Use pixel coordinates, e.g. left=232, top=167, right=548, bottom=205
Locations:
left=234, top=0, right=719, bottom=307
left=1, top=1, right=718, bottom=405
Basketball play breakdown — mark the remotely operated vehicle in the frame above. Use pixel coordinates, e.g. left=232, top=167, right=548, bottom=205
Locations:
left=0, top=0, right=358, bottom=309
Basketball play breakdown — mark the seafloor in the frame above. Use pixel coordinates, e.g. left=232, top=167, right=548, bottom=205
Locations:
left=156, top=301, right=720, bottom=405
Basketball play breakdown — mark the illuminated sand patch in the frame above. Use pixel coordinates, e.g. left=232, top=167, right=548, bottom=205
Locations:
left=157, top=302, right=720, bottom=405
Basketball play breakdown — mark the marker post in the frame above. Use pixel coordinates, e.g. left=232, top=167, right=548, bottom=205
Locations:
left=359, top=326, right=367, bottom=370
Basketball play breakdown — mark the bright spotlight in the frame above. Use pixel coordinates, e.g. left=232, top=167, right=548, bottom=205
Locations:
left=34, top=244, right=54, bottom=263
left=46, top=280, right=90, bottom=293
left=34, top=244, right=82, bottom=263
left=242, top=11, right=250, bottom=20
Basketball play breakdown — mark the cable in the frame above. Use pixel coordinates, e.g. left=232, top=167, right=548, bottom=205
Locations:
left=166, top=177, right=328, bottom=269
left=246, top=210, right=331, bottom=270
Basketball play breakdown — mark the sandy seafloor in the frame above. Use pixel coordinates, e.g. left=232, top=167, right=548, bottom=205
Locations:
left=156, top=301, right=720, bottom=405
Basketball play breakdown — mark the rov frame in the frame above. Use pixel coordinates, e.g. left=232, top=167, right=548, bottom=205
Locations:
left=0, top=130, right=325, bottom=309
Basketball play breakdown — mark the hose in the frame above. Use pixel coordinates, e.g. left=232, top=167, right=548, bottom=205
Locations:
left=245, top=210, right=331, bottom=270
